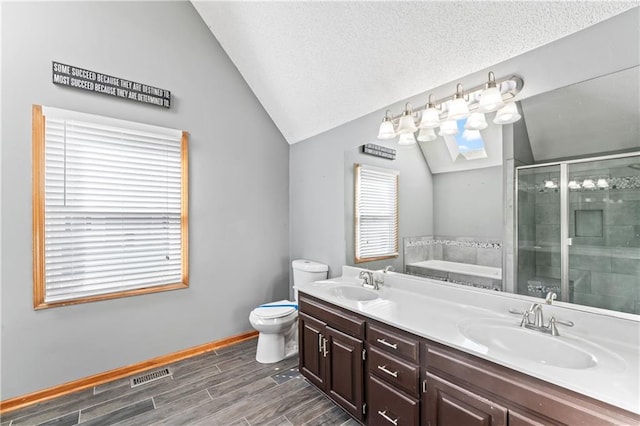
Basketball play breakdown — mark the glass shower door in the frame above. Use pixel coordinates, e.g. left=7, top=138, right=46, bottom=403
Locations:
left=516, top=164, right=563, bottom=299
left=567, top=155, right=640, bottom=314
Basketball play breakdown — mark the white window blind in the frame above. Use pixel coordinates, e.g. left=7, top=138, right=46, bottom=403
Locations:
left=40, top=106, right=186, bottom=303
left=355, top=164, right=399, bottom=262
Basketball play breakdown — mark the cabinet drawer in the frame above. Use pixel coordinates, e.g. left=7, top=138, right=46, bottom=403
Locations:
left=299, top=294, right=365, bottom=339
left=368, top=345, right=419, bottom=397
left=368, top=374, right=419, bottom=426
left=367, top=323, right=418, bottom=362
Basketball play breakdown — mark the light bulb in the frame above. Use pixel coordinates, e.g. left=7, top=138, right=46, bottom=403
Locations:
left=398, top=132, right=416, bottom=145
left=439, top=120, right=458, bottom=136
left=417, top=127, right=437, bottom=142
left=465, top=112, right=488, bottom=130
left=479, top=86, right=504, bottom=113
left=419, top=107, right=440, bottom=129
left=397, top=104, right=417, bottom=134
left=493, top=102, right=521, bottom=124
left=377, top=119, right=396, bottom=140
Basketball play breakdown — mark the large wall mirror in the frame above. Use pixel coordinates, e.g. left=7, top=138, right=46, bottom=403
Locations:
left=345, top=65, right=640, bottom=316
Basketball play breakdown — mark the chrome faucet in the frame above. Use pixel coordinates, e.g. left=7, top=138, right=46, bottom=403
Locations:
left=509, top=303, right=574, bottom=336
left=359, top=270, right=383, bottom=290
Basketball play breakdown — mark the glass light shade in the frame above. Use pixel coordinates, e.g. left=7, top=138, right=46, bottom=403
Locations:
left=544, top=180, right=557, bottom=189
left=465, top=112, right=488, bottom=130
left=568, top=180, right=581, bottom=189
left=398, top=132, right=416, bottom=145
left=438, top=120, right=458, bottom=136
left=582, top=179, right=596, bottom=189
left=377, top=120, right=396, bottom=140
left=478, top=86, right=504, bottom=113
left=447, top=98, right=469, bottom=120
left=493, top=102, right=521, bottom=124
left=597, top=178, right=609, bottom=188
left=419, top=107, right=440, bottom=129
left=397, top=113, right=417, bottom=134
left=417, top=127, right=437, bottom=142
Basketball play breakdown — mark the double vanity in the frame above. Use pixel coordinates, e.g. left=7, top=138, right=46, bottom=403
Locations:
left=296, top=266, right=640, bottom=425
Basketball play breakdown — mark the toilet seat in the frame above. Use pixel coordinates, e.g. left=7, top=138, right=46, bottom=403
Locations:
left=253, top=301, right=296, bottom=319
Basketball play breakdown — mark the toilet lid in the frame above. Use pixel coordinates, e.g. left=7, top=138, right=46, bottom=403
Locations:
left=254, top=303, right=296, bottom=319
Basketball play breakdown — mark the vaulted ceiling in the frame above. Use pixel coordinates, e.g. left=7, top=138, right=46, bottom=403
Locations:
left=192, top=2, right=637, bottom=144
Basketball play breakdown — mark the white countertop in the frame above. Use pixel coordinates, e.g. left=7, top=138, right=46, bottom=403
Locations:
left=296, top=266, right=640, bottom=415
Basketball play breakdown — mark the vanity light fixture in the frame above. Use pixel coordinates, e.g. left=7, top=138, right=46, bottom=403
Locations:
left=439, top=119, right=458, bottom=137
left=544, top=180, right=558, bottom=189
left=398, top=132, right=417, bottom=145
left=568, top=180, right=581, bottom=189
left=596, top=178, right=609, bottom=189
left=419, top=95, right=440, bottom=129
left=377, top=110, right=396, bottom=140
left=465, top=112, right=488, bottom=130
left=417, top=127, right=437, bottom=142
left=493, top=102, right=522, bottom=124
left=582, top=179, right=596, bottom=189
left=478, top=71, right=505, bottom=113
left=448, top=84, right=470, bottom=120
left=397, top=103, right=417, bottom=134
left=376, top=72, right=523, bottom=144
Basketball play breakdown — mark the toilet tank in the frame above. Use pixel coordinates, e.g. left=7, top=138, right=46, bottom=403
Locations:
left=292, top=259, right=328, bottom=301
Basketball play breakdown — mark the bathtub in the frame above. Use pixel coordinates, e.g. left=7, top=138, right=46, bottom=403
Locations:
left=405, top=260, right=502, bottom=290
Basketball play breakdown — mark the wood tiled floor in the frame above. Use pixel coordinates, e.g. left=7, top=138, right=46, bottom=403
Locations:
left=1, top=338, right=358, bottom=426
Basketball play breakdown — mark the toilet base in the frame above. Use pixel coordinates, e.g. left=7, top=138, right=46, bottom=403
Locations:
left=256, top=333, right=298, bottom=363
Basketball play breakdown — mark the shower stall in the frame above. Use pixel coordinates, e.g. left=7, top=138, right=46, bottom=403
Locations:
left=516, top=152, right=640, bottom=315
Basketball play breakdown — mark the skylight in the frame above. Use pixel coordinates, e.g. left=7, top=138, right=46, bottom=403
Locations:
left=454, top=118, right=488, bottom=160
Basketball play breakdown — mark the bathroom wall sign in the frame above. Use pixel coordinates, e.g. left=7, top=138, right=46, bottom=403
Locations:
left=52, top=61, right=171, bottom=108
left=362, top=143, right=396, bottom=160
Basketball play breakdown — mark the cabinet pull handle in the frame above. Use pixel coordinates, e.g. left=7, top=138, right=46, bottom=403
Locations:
left=376, top=338, right=398, bottom=349
left=377, top=365, right=398, bottom=378
left=318, top=334, right=323, bottom=353
left=322, top=337, right=329, bottom=357
left=377, top=410, right=398, bottom=425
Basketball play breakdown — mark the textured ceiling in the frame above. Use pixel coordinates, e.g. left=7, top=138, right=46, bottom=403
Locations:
left=192, top=1, right=637, bottom=144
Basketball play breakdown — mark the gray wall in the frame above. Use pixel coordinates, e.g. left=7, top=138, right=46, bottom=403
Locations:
left=344, top=142, right=433, bottom=272
left=1, top=2, right=289, bottom=399
left=433, top=166, right=503, bottom=239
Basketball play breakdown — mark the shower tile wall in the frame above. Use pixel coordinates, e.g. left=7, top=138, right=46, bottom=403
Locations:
left=521, top=165, right=640, bottom=314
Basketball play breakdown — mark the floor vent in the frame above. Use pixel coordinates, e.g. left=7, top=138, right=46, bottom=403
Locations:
left=130, top=367, right=172, bottom=388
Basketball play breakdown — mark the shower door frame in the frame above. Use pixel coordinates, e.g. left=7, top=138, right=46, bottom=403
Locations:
left=515, top=151, right=640, bottom=302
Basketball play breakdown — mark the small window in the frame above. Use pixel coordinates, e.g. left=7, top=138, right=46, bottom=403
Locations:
left=354, top=163, right=399, bottom=263
left=32, top=105, right=189, bottom=308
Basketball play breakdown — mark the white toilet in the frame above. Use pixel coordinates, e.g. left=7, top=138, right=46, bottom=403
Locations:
left=249, top=259, right=328, bottom=363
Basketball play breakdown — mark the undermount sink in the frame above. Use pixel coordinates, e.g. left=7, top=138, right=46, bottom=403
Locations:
left=459, top=319, right=622, bottom=370
left=330, top=285, right=379, bottom=301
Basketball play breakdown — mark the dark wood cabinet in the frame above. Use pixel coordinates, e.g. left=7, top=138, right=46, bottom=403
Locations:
left=298, top=312, right=326, bottom=390
left=422, top=372, right=507, bottom=426
left=325, top=326, right=365, bottom=420
left=298, top=294, right=366, bottom=422
left=299, top=291, right=640, bottom=426
left=367, top=321, right=421, bottom=425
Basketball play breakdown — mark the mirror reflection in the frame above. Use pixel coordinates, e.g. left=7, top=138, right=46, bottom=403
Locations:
left=345, top=66, right=640, bottom=316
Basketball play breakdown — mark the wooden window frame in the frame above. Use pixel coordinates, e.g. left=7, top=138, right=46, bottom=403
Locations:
left=32, top=105, right=189, bottom=309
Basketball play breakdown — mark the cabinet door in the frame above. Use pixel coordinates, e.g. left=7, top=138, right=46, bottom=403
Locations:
left=298, top=312, right=327, bottom=390
left=325, top=326, right=365, bottom=422
left=423, top=372, right=507, bottom=426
